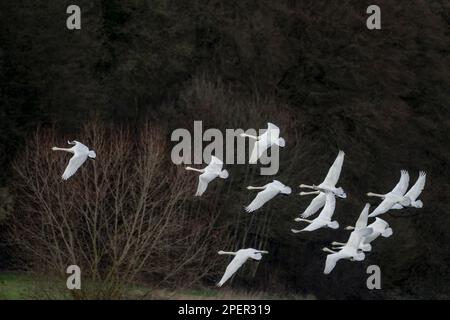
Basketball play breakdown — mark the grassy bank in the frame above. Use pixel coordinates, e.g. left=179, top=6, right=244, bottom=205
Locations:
left=0, top=272, right=313, bottom=300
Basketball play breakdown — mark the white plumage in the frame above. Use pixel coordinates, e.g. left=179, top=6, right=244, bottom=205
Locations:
left=245, top=180, right=292, bottom=213
left=298, top=151, right=346, bottom=219
left=51, top=140, right=96, bottom=180
left=217, top=248, right=268, bottom=287
left=367, top=170, right=411, bottom=217
left=322, top=227, right=373, bottom=274
left=292, top=192, right=339, bottom=232
left=240, top=122, right=285, bottom=164
left=185, top=156, right=229, bottom=196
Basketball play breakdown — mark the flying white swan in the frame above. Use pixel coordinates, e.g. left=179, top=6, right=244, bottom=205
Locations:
left=244, top=180, right=292, bottom=213
left=217, top=248, right=269, bottom=287
left=367, top=170, right=411, bottom=217
left=185, top=156, right=229, bottom=196
left=322, top=227, right=373, bottom=274
left=392, top=171, right=426, bottom=209
left=332, top=216, right=393, bottom=253
left=298, top=150, right=346, bottom=219
left=240, top=122, right=285, bottom=164
left=292, top=192, right=339, bottom=232
left=51, top=140, right=96, bottom=180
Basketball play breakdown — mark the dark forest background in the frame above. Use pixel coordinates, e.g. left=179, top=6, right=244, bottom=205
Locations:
left=0, top=0, right=449, bottom=299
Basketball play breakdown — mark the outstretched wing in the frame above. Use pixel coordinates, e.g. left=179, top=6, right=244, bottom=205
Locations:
left=249, top=139, right=270, bottom=164
left=404, top=171, right=426, bottom=201
left=217, top=256, right=245, bottom=287
left=324, top=251, right=346, bottom=274
left=195, top=175, right=209, bottom=196
left=62, top=154, right=88, bottom=180
left=206, top=156, right=224, bottom=173
left=322, top=150, right=345, bottom=187
left=317, top=193, right=336, bottom=220
left=293, top=218, right=326, bottom=232
left=354, top=204, right=370, bottom=230
left=368, top=198, right=396, bottom=217
left=245, top=187, right=279, bottom=213
left=346, top=227, right=373, bottom=249
left=391, top=170, right=410, bottom=196
left=300, top=193, right=327, bottom=218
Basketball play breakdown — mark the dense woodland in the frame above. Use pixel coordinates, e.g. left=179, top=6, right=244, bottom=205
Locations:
left=0, top=0, right=449, bottom=299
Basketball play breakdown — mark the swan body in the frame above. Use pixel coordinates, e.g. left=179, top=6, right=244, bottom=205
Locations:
left=217, top=248, right=269, bottom=287
left=298, top=151, right=346, bottom=219
left=322, top=227, right=373, bottom=274
left=241, top=123, right=285, bottom=164
left=333, top=204, right=392, bottom=252
left=51, top=140, right=96, bottom=180
left=186, top=156, right=229, bottom=196
left=393, top=171, right=426, bottom=209
left=367, top=170, right=411, bottom=217
left=245, top=180, right=291, bottom=213
left=292, top=192, right=339, bottom=232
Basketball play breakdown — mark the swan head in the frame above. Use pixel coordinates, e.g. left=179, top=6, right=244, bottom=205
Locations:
left=277, top=137, right=286, bottom=147
left=327, top=221, right=339, bottom=229
left=88, top=150, right=96, bottom=159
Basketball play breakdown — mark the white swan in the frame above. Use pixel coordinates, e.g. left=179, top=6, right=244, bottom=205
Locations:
left=51, top=140, right=96, bottom=180
left=244, top=180, right=291, bottom=213
left=334, top=217, right=393, bottom=252
left=322, top=227, right=373, bottom=274
left=240, top=122, right=285, bottom=164
left=217, top=248, right=269, bottom=287
left=185, top=156, right=229, bottom=196
left=367, top=170, right=411, bottom=217
left=392, top=171, right=426, bottom=209
left=292, top=192, right=339, bottom=232
left=298, top=150, right=346, bottom=219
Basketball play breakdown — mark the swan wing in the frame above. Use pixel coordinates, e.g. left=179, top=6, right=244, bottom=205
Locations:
left=322, top=150, right=345, bottom=187
left=368, top=198, right=396, bottom=217
left=195, top=173, right=215, bottom=196
left=347, top=227, right=373, bottom=249
left=391, top=170, right=410, bottom=196
left=62, top=154, right=88, bottom=180
left=317, top=193, right=336, bottom=220
left=249, top=139, right=270, bottom=164
left=245, top=187, right=279, bottom=213
left=324, top=251, right=346, bottom=274
left=300, top=192, right=327, bottom=218
left=206, top=156, right=224, bottom=173
left=355, top=203, right=370, bottom=230
left=404, top=171, right=426, bottom=201
left=217, top=255, right=246, bottom=287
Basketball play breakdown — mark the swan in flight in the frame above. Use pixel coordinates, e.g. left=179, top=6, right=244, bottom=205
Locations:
left=392, top=171, right=426, bottom=209
left=244, top=180, right=292, bottom=213
left=298, top=150, right=346, bottom=219
left=51, top=140, right=96, bottom=180
left=367, top=170, right=411, bottom=217
left=217, top=248, right=269, bottom=287
left=322, top=227, right=373, bottom=274
left=333, top=216, right=393, bottom=253
left=292, top=192, right=339, bottom=232
left=185, top=156, right=229, bottom=196
left=240, top=122, right=285, bottom=164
